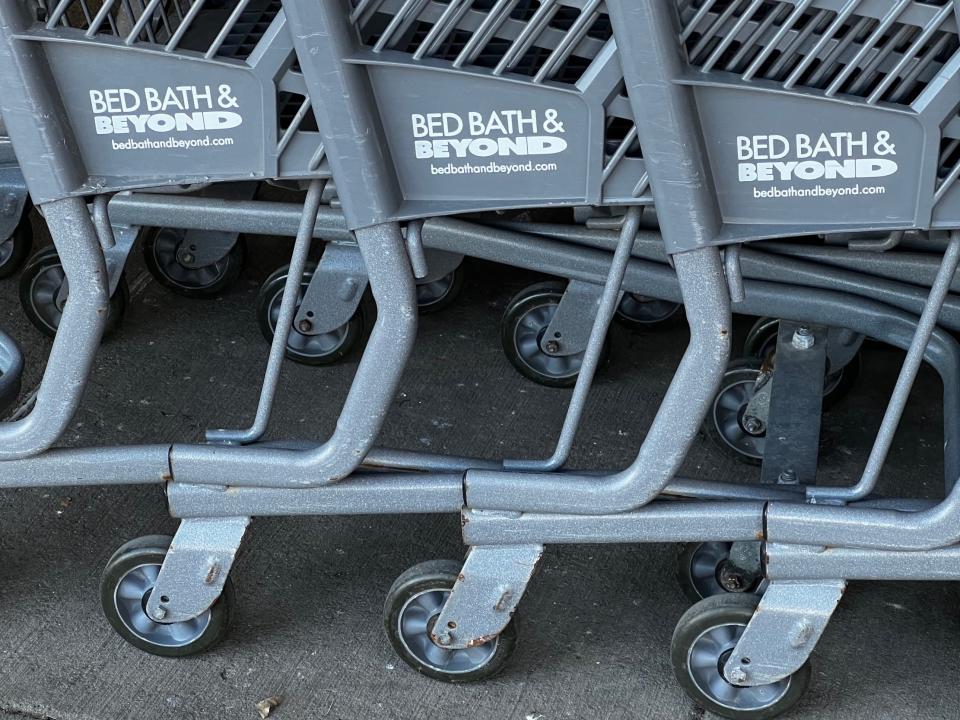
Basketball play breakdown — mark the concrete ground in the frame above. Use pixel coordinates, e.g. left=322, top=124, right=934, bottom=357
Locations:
left=0, top=229, right=957, bottom=720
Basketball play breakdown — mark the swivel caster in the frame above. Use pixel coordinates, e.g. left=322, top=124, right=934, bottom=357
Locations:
left=676, top=542, right=763, bottom=602
left=19, top=245, right=128, bottom=338
left=256, top=262, right=367, bottom=366
left=705, top=359, right=767, bottom=464
left=614, top=293, right=682, bottom=330
left=144, top=228, right=246, bottom=299
left=501, top=280, right=609, bottom=388
left=100, top=535, right=234, bottom=657
left=0, top=212, right=32, bottom=279
left=672, top=594, right=810, bottom=720
left=416, top=264, right=465, bottom=314
left=384, top=560, right=516, bottom=682
left=743, top=317, right=861, bottom=408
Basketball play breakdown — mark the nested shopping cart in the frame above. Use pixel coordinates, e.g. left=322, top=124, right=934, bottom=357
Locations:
left=4, top=1, right=960, bottom=717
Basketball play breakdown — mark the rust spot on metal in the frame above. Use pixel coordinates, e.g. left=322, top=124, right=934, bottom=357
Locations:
left=446, top=621, right=457, bottom=629
left=494, top=590, right=513, bottom=613
left=457, top=573, right=465, bottom=582
left=204, top=563, right=221, bottom=585
left=466, top=634, right=498, bottom=648
left=161, top=471, right=173, bottom=482
left=755, top=531, right=765, bottom=541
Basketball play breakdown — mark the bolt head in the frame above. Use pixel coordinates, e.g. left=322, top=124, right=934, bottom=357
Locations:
left=152, top=606, right=167, bottom=621
left=436, top=631, right=452, bottom=646
left=728, top=666, right=748, bottom=684
left=544, top=340, right=560, bottom=354
left=181, top=253, right=195, bottom=265
left=792, top=327, right=815, bottom=350
left=297, top=319, right=313, bottom=333
left=742, top=415, right=764, bottom=435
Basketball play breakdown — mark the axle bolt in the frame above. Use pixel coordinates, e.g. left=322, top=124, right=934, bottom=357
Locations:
left=545, top=340, right=560, bottom=354
left=742, top=415, right=764, bottom=435
left=792, top=326, right=815, bottom=350
left=728, top=666, right=748, bottom=684
left=297, top=319, right=313, bottom=333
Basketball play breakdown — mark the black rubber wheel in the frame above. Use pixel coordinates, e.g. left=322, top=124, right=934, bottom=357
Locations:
left=672, top=594, right=811, bottom=720
left=384, top=560, right=517, bottom=683
left=705, top=359, right=767, bottom=465
left=143, top=228, right=246, bottom=299
left=417, top=264, right=465, bottom=314
left=500, top=280, right=609, bottom=388
left=18, top=245, right=128, bottom=338
left=256, top=262, right=366, bottom=366
left=743, top=317, right=860, bottom=409
left=100, top=535, right=234, bottom=658
left=676, top=542, right=763, bottom=603
left=0, top=215, right=33, bottom=280
left=614, top=293, right=683, bottom=330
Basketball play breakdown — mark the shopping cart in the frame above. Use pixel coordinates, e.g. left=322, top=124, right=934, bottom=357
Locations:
left=3, top=1, right=960, bottom=717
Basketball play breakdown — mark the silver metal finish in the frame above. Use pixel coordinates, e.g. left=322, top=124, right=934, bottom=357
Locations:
left=766, top=542, right=960, bottom=581
left=145, top=517, right=250, bottom=624
left=807, top=232, right=960, bottom=502
left=462, top=503, right=765, bottom=546
left=724, top=580, right=845, bottom=687
left=509, top=206, right=642, bottom=472
left=433, top=545, right=543, bottom=651
left=169, top=221, right=418, bottom=488
left=206, top=179, right=326, bottom=445
left=466, top=246, right=731, bottom=514
left=0, top=197, right=109, bottom=460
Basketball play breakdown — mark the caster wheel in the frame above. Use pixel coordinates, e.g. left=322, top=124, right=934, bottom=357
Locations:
left=614, top=293, right=682, bottom=330
left=144, top=228, right=246, bottom=299
left=417, top=264, right=465, bottom=314
left=19, top=246, right=128, bottom=338
left=100, top=535, right=234, bottom=657
left=256, top=262, right=366, bottom=366
left=384, top=560, right=516, bottom=683
left=672, top=594, right=810, bottom=720
left=676, top=543, right=762, bottom=603
left=743, top=317, right=860, bottom=409
left=0, top=217, right=32, bottom=280
left=501, top=280, right=609, bottom=388
left=705, top=359, right=767, bottom=465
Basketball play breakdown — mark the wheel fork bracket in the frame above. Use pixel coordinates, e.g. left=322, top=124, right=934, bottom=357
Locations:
left=723, top=578, right=845, bottom=686
left=432, top=543, right=543, bottom=650
left=145, top=516, right=250, bottom=623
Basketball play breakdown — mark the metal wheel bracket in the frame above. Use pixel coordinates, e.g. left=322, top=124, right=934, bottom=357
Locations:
left=432, top=543, right=543, bottom=651
left=723, top=579, right=845, bottom=687
left=759, top=323, right=828, bottom=486
left=176, top=228, right=239, bottom=268
left=294, top=243, right=368, bottom=334
left=102, top=224, right=138, bottom=297
left=420, top=248, right=463, bottom=284
left=145, top=516, right=250, bottom=624
left=0, top=164, right=28, bottom=240
left=824, top=326, right=864, bottom=373
left=542, top=280, right=608, bottom=357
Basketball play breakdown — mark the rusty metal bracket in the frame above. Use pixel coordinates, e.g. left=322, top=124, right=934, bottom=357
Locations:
left=432, top=543, right=543, bottom=650
left=145, top=516, right=250, bottom=623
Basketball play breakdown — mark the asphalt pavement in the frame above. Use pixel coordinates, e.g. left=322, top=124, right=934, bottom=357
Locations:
left=0, top=229, right=957, bottom=720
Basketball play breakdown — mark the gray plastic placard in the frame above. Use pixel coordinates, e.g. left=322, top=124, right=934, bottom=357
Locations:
left=368, top=65, right=594, bottom=205
left=44, top=43, right=267, bottom=182
left=696, top=86, right=925, bottom=227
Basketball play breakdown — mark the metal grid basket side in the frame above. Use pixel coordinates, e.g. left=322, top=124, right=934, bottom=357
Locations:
left=678, top=0, right=960, bottom=108
left=349, top=0, right=614, bottom=87
left=40, top=0, right=282, bottom=61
